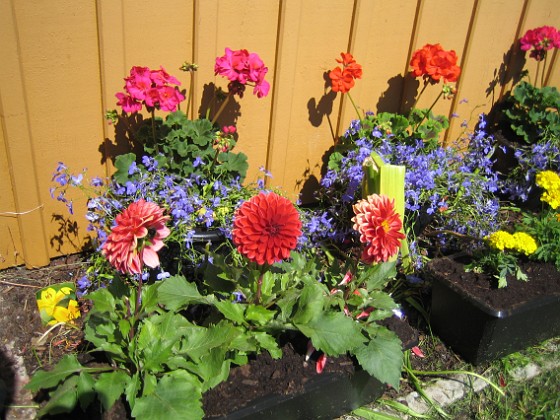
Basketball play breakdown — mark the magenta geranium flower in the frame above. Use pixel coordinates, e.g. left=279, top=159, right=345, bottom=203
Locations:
left=215, top=48, right=270, bottom=98
left=115, top=66, right=185, bottom=113
left=520, top=26, right=560, bottom=61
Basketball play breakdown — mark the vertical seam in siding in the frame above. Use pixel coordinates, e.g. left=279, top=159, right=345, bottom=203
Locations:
left=399, top=0, right=424, bottom=114
left=443, top=0, right=480, bottom=147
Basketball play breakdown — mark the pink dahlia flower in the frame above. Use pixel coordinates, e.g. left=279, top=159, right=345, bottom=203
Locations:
left=352, top=194, right=406, bottom=264
left=232, top=192, right=302, bottom=265
left=102, top=199, right=170, bottom=274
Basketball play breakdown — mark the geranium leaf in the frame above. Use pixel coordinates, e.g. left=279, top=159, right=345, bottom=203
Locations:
left=295, top=312, right=365, bottom=355
left=354, top=328, right=403, bottom=389
left=25, top=354, right=82, bottom=392
left=93, top=371, right=129, bottom=411
left=113, top=153, right=137, bottom=184
left=131, top=371, right=203, bottom=420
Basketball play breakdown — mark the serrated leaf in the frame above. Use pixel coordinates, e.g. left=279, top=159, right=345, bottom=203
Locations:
left=292, top=282, right=326, bottom=325
left=158, top=275, right=211, bottom=310
left=182, top=321, right=240, bottom=360
left=295, top=312, right=365, bottom=355
left=26, top=354, right=82, bottom=392
left=37, top=374, right=79, bottom=416
left=214, top=300, right=247, bottom=324
left=252, top=332, right=282, bottom=359
left=131, top=371, right=203, bottom=420
left=354, top=328, right=403, bottom=389
left=77, top=371, right=96, bottom=410
left=245, top=304, right=276, bottom=325
left=94, top=371, right=130, bottom=411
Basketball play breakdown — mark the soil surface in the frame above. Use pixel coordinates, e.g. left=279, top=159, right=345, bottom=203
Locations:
left=426, top=255, right=560, bottom=310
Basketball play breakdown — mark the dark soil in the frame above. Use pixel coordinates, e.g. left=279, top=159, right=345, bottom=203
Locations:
left=426, top=255, right=560, bottom=311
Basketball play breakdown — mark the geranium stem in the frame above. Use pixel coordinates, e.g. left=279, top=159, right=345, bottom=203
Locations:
left=211, top=92, right=232, bottom=124
left=346, top=92, right=363, bottom=120
left=151, top=109, right=159, bottom=154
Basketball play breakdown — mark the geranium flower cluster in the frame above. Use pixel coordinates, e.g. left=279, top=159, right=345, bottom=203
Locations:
left=485, top=230, right=538, bottom=256
left=214, top=48, right=270, bottom=98
left=329, top=52, right=363, bottom=93
left=410, top=43, right=461, bottom=83
left=536, top=170, right=560, bottom=209
left=116, top=66, right=185, bottom=113
left=520, top=25, right=560, bottom=61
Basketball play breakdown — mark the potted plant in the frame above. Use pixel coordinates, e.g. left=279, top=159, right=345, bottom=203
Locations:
left=427, top=167, right=560, bottom=365
left=30, top=51, right=417, bottom=419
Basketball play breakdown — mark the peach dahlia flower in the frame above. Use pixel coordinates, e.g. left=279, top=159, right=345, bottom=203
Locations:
left=102, top=199, right=170, bottom=274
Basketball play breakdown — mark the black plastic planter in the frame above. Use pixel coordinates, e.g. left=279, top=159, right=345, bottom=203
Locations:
left=429, top=258, right=560, bottom=365
left=216, top=369, right=385, bottom=420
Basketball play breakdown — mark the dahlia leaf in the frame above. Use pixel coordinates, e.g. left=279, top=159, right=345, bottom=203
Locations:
left=353, top=327, right=403, bottom=389
left=25, top=354, right=82, bottom=391
left=93, top=371, right=129, bottom=411
left=182, top=321, right=241, bottom=360
left=295, top=311, right=365, bottom=355
left=157, top=275, right=212, bottom=310
left=214, top=300, right=247, bottom=324
left=131, top=371, right=203, bottom=420
left=77, top=371, right=96, bottom=410
left=37, top=374, right=79, bottom=416
left=245, top=304, right=276, bottom=325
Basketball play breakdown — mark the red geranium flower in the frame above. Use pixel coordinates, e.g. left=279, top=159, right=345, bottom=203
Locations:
left=352, top=194, right=406, bottom=264
left=410, top=43, right=461, bottom=83
left=232, top=192, right=302, bottom=266
left=329, top=52, right=362, bottom=93
left=102, top=199, right=170, bottom=274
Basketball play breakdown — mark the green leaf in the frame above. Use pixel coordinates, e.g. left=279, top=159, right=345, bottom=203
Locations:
left=158, top=275, right=212, bottom=310
left=245, top=304, right=276, bottom=325
left=37, top=374, right=79, bottom=416
left=182, top=321, right=241, bottom=360
left=354, top=328, right=403, bottom=389
left=252, top=332, right=282, bottom=359
left=113, top=153, right=137, bottom=184
left=292, top=282, right=326, bottom=325
left=77, top=371, right=96, bottom=410
left=295, top=312, right=365, bottom=355
left=131, top=371, right=203, bottom=420
left=214, top=300, right=247, bottom=324
left=26, top=354, right=82, bottom=392
left=94, top=371, right=130, bottom=411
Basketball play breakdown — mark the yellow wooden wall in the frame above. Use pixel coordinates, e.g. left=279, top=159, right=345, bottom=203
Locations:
left=1, top=0, right=559, bottom=269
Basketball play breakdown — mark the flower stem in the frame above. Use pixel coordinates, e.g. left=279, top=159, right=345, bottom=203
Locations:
left=211, top=92, right=232, bottom=124
left=150, top=109, right=159, bottom=154
left=414, top=89, right=444, bottom=134
left=346, top=92, right=363, bottom=120
left=255, top=272, right=264, bottom=305
left=409, top=80, right=430, bottom=113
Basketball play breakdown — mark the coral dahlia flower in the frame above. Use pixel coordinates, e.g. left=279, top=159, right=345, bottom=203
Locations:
left=352, top=194, right=406, bottom=264
left=232, top=192, right=302, bottom=265
left=102, top=199, right=170, bottom=274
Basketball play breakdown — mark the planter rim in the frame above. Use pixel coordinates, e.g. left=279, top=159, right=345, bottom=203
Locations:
left=428, top=256, right=560, bottom=318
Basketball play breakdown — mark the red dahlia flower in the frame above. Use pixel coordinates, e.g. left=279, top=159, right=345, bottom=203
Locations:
left=410, top=43, right=461, bottom=83
left=232, top=192, right=302, bottom=266
left=329, top=52, right=363, bottom=93
left=102, top=199, right=170, bottom=274
left=352, top=194, right=406, bottom=264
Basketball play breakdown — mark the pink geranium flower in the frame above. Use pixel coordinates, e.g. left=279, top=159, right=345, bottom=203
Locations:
left=520, top=26, right=560, bottom=61
left=215, top=48, right=270, bottom=98
left=352, top=194, right=406, bottom=264
left=116, top=66, right=185, bottom=113
left=102, top=199, right=170, bottom=274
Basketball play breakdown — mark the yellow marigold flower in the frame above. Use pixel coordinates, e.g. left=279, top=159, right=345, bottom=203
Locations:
left=541, top=190, right=560, bottom=210
left=485, top=231, right=516, bottom=251
left=535, top=170, right=560, bottom=191
left=512, top=232, right=538, bottom=256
